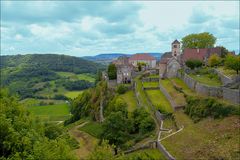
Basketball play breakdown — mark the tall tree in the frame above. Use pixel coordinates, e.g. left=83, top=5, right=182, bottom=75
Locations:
left=181, top=32, right=216, bottom=50
left=224, top=54, right=240, bottom=74
left=107, top=64, right=117, bottom=80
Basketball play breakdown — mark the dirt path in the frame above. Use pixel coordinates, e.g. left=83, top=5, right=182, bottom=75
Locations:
left=68, top=122, right=98, bottom=160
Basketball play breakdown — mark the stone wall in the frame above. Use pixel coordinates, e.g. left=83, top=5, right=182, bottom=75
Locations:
left=223, top=87, right=240, bottom=105
left=156, top=141, right=175, bottom=160
left=177, top=72, right=240, bottom=104
left=214, top=69, right=240, bottom=86
left=107, top=80, right=117, bottom=88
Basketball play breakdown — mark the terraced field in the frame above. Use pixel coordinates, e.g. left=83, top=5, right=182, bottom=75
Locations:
left=143, top=81, right=159, bottom=88
left=119, top=90, right=138, bottom=112
left=145, top=90, right=173, bottom=113
left=160, top=79, right=186, bottom=106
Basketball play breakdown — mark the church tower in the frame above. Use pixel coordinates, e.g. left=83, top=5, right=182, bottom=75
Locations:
left=171, top=39, right=181, bottom=57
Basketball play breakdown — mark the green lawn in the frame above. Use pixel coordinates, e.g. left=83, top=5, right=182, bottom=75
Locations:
left=79, top=121, right=103, bottom=138
left=64, top=90, right=84, bottom=99
left=119, top=90, right=138, bottom=112
left=145, top=90, right=173, bottom=113
left=161, top=110, right=240, bottom=159
left=160, top=79, right=186, bottom=106
left=189, top=72, right=222, bottom=86
left=143, top=81, right=159, bottom=88
left=28, top=103, right=70, bottom=121
left=122, top=149, right=166, bottom=160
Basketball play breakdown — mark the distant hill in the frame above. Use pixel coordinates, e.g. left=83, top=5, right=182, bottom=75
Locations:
left=0, top=54, right=105, bottom=99
left=1, top=54, right=105, bottom=74
left=82, top=53, right=163, bottom=64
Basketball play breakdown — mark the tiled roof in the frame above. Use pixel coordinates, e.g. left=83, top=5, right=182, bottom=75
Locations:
left=129, top=53, right=156, bottom=61
left=161, top=52, right=172, bottom=59
left=159, top=58, right=170, bottom=64
left=182, top=47, right=221, bottom=62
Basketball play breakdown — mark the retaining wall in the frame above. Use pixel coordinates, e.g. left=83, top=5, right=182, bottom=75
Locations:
left=222, top=87, right=240, bottom=105
left=156, top=142, right=175, bottom=160
left=177, top=72, right=240, bottom=104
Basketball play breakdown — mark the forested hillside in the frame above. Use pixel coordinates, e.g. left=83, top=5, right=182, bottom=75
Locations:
left=0, top=54, right=105, bottom=100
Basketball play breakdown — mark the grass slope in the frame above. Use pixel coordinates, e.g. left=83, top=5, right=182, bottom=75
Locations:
left=143, top=81, right=159, bottom=88
left=161, top=110, right=240, bottom=159
left=146, top=90, right=173, bottom=113
left=78, top=121, right=103, bottom=138
left=64, top=91, right=84, bottom=99
left=160, top=79, right=186, bottom=106
left=119, top=90, right=138, bottom=112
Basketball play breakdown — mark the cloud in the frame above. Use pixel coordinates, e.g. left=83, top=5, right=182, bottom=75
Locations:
left=189, top=9, right=214, bottom=24
left=0, top=1, right=239, bottom=56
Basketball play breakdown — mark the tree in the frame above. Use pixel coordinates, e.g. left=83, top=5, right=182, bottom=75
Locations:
left=137, top=62, right=146, bottom=71
left=218, top=46, right=229, bottom=58
left=87, top=140, right=114, bottom=160
left=101, top=112, right=130, bottom=154
left=107, top=64, right=117, bottom=80
left=185, top=59, right=203, bottom=69
left=208, top=54, right=221, bottom=67
left=181, top=32, right=216, bottom=50
left=224, top=54, right=240, bottom=74
left=116, top=84, right=128, bottom=94
left=139, top=116, right=155, bottom=134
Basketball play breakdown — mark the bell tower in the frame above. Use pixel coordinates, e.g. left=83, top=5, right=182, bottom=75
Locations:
left=171, top=39, right=181, bottom=57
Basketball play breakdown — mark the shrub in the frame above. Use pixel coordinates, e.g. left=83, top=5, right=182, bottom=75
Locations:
left=116, top=84, right=128, bottom=94
left=184, top=96, right=238, bottom=122
left=54, top=94, right=68, bottom=100
left=208, top=54, right=221, bottom=67
left=185, top=59, right=203, bottom=69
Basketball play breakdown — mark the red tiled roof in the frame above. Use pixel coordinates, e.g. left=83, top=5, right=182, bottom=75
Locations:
left=182, top=47, right=221, bottom=62
left=129, top=53, right=156, bottom=61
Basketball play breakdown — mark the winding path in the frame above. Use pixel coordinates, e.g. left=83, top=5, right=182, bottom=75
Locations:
left=68, top=122, right=98, bottom=159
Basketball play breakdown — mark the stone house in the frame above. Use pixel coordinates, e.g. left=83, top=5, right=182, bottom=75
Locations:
left=112, top=56, right=133, bottom=84
left=129, top=53, right=157, bottom=69
left=159, top=40, right=182, bottom=78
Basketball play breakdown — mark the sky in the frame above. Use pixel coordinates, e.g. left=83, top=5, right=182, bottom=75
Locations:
left=1, top=1, right=239, bottom=57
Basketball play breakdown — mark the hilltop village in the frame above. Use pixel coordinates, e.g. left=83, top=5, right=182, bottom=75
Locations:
left=104, top=39, right=239, bottom=105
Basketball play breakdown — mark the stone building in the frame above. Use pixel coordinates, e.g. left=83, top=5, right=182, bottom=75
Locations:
left=129, top=53, right=156, bottom=69
left=113, top=56, right=133, bottom=84
left=159, top=40, right=182, bottom=78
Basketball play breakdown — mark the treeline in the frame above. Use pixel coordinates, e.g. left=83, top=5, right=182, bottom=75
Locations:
left=0, top=54, right=105, bottom=74
left=0, top=89, right=77, bottom=159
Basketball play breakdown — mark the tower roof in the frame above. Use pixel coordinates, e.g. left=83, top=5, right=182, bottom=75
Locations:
left=172, top=39, right=180, bottom=44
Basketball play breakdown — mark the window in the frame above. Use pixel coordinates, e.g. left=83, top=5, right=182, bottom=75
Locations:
left=173, top=45, right=177, bottom=48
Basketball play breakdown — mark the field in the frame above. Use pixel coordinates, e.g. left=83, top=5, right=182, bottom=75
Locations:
left=160, top=79, right=186, bottom=106
left=161, top=110, right=240, bottom=159
left=64, top=90, right=84, bottom=99
left=145, top=90, right=173, bottom=113
left=57, top=72, right=95, bottom=82
left=78, top=121, right=103, bottom=138
left=143, top=81, right=159, bottom=88
left=119, top=90, right=138, bottom=112
left=27, top=103, right=70, bottom=121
